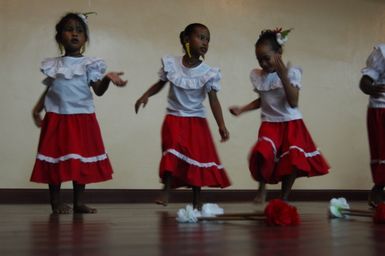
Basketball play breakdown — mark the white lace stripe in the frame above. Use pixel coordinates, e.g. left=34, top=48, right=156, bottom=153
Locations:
left=36, top=153, right=108, bottom=164
left=258, top=136, right=277, bottom=155
left=371, top=160, right=385, bottom=164
left=279, top=146, right=321, bottom=160
left=258, top=136, right=320, bottom=162
left=163, top=149, right=224, bottom=169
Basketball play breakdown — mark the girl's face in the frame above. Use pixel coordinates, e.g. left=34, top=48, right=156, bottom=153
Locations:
left=255, top=43, right=281, bottom=73
left=60, top=18, right=87, bottom=56
left=188, top=26, right=210, bottom=58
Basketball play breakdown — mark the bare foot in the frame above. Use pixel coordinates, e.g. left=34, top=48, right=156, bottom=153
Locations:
left=253, top=183, right=266, bottom=204
left=193, top=202, right=202, bottom=211
left=155, top=194, right=168, bottom=206
left=51, top=203, right=72, bottom=214
left=369, top=186, right=383, bottom=208
left=74, top=205, right=97, bottom=214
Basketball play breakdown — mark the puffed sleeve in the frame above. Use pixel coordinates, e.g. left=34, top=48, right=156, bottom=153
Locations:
left=361, top=45, right=385, bottom=82
left=205, top=68, right=222, bottom=93
left=288, top=67, right=302, bottom=89
left=86, top=58, right=107, bottom=83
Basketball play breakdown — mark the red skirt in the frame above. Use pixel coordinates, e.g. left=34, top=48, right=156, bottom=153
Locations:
left=30, top=112, right=113, bottom=185
left=159, top=115, right=231, bottom=188
left=367, top=108, right=385, bottom=185
left=249, top=119, right=329, bottom=184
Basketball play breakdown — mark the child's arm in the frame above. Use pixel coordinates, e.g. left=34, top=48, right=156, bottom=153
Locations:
left=229, top=98, right=261, bottom=116
left=208, top=91, right=230, bottom=142
left=135, top=80, right=167, bottom=113
left=359, top=75, right=385, bottom=98
left=32, top=88, right=48, bottom=127
left=91, top=72, right=127, bottom=96
left=274, top=56, right=299, bottom=108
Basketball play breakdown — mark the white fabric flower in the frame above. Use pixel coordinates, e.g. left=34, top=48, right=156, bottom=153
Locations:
left=276, top=33, right=288, bottom=45
left=201, top=203, right=224, bottom=217
left=329, top=197, right=350, bottom=218
left=176, top=205, right=202, bottom=223
left=176, top=203, right=225, bottom=223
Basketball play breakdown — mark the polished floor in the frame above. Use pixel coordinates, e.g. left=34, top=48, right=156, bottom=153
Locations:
left=0, top=202, right=383, bottom=256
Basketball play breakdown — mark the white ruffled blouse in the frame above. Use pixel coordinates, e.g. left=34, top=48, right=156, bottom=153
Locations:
left=361, top=44, right=385, bottom=108
left=41, top=56, right=106, bottom=114
left=158, top=56, right=221, bottom=117
left=251, top=66, right=303, bottom=122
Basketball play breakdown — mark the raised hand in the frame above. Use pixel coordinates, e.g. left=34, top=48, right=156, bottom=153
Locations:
left=229, top=106, right=242, bottom=116
left=105, top=72, right=127, bottom=87
left=273, top=54, right=287, bottom=76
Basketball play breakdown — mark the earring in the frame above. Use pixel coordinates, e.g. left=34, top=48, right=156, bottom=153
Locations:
left=59, top=44, right=64, bottom=55
left=185, top=42, right=192, bottom=58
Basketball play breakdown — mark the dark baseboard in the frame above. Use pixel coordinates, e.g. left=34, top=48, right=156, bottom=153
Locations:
left=0, top=189, right=369, bottom=204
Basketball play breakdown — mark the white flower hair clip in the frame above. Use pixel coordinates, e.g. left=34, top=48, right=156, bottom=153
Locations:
left=77, top=11, right=97, bottom=24
left=274, top=28, right=293, bottom=46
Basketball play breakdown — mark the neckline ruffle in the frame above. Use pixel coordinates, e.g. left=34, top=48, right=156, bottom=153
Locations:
left=162, top=56, right=220, bottom=90
left=41, top=56, right=105, bottom=80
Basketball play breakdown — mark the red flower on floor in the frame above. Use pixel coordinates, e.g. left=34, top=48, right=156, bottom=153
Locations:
left=264, top=199, right=301, bottom=226
left=373, top=203, right=385, bottom=224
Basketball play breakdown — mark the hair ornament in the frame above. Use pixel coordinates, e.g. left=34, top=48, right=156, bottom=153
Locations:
left=76, top=11, right=97, bottom=24
left=274, top=27, right=293, bottom=46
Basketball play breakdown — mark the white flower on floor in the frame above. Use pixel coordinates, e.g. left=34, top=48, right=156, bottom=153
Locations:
left=176, top=203, right=224, bottom=223
left=176, top=205, right=201, bottom=223
left=329, top=197, right=350, bottom=218
left=201, top=203, right=224, bottom=217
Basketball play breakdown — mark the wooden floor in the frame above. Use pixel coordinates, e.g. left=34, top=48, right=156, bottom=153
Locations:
left=0, top=202, right=383, bottom=256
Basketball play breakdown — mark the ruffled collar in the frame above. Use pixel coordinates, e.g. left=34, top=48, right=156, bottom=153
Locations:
left=40, top=56, right=103, bottom=79
left=162, top=55, right=220, bottom=89
left=250, top=69, right=283, bottom=91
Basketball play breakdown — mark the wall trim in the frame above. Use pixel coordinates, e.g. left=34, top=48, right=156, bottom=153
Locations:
left=0, top=189, right=369, bottom=204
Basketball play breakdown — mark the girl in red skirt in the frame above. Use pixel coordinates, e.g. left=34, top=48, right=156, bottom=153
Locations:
left=229, top=28, right=329, bottom=202
left=31, top=12, right=127, bottom=214
left=135, top=23, right=231, bottom=209
left=360, top=44, right=385, bottom=207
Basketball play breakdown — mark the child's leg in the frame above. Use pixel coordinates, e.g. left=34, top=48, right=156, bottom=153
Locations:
left=49, top=183, right=71, bottom=214
left=155, top=172, right=172, bottom=206
left=254, top=182, right=267, bottom=204
left=73, top=181, right=97, bottom=214
left=192, top=186, right=202, bottom=210
left=369, top=184, right=384, bottom=207
left=281, top=169, right=297, bottom=201
left=253, top=154, right=267, bottom=204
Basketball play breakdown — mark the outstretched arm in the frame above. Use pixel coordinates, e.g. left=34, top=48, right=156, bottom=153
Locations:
left=91, top=72, right=127, bottom=96
left=208, top=90, right=229, bottom=142
left=360, top=75, right=385, bottom=98
left=32, top=88, right=48, bottom=127
left=274, top=55, right=299, bottom=108
left=229, top=98, right=261, bottom=116
left=135, top=80, right=167, bottom=113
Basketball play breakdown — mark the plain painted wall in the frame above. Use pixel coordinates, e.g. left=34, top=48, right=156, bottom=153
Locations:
left=1, top=0, right=384, bottom=189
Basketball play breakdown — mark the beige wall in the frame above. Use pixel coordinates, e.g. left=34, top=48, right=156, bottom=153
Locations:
left=1, top=0, right=384, bottom=189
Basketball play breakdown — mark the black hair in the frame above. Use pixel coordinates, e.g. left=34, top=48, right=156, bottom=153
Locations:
left=255, top=30, right=282, bottom=53
left=179, top=23, right=208, bottom=46
left=55, top=13, right=89, bottom=45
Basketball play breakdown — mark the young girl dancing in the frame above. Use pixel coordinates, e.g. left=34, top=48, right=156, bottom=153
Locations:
left=359, top=43, right=385, bottom=207
left=229, top=28, right=329, bottom=201
left=135, top=23, right=231, bottom=209
left=31, top=12, right=127, bottom=214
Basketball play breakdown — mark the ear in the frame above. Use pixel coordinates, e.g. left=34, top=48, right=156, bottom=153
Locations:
left=277, top=48, right=283, bottom=55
